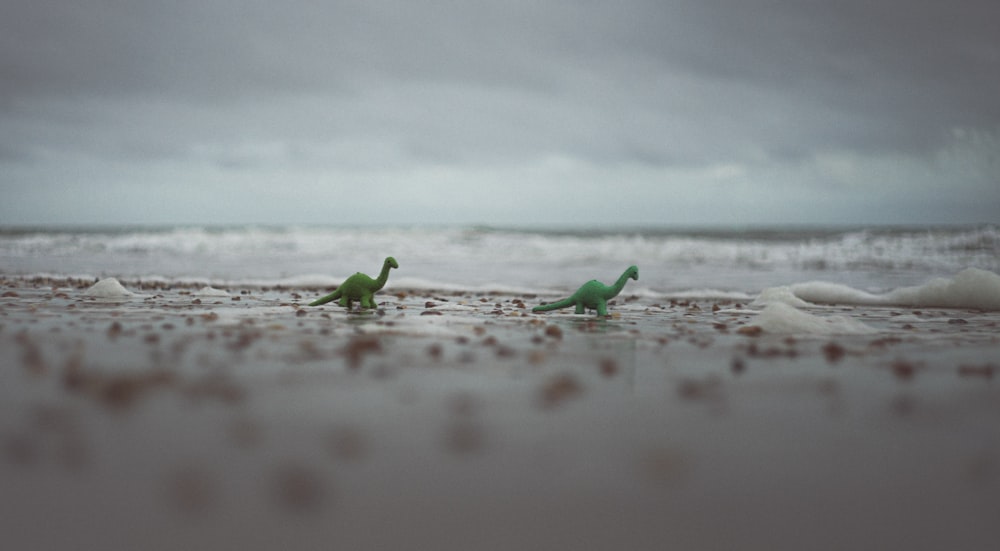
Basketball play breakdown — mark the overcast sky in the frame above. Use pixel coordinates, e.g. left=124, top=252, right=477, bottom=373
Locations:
left=2, top=0, right=998, bottom=228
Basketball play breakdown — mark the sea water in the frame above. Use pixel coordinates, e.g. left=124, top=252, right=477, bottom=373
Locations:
left=2, top=224, right=999, bottom=309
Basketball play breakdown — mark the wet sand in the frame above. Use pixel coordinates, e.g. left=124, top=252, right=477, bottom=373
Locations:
left=2, top=277, right=999, bottom=550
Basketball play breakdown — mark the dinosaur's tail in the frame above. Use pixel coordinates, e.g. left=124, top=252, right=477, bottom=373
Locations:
left=532, top=297, right=575, bottom=312
left=309, top=289, right=341, bottom=306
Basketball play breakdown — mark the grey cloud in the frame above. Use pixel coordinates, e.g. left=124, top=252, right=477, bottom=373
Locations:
left=1, top=0, right=997, bottom=227
left=674, top=2, right=1000, bottom=151
left=4, top=1, right=997, bottom=156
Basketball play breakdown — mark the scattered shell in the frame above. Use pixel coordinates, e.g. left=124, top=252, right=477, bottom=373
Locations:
left=342, top=335, right=382, bottom=369
left=426, top=343, right=443, bottom=359
left=822, top=342, right=846, bottom=363
left=957, top=364, right=995, bottom=379
left=599, top=358, right=619, bottom=377
left=731, top=357, right=746, bottom=374
left=736, top=325, right=763, bottom=337
left=677, top=376, right=724, bottom=401
left=891, top=360, right=917, bottom=380
left=539, top=373, right=583, bottom=409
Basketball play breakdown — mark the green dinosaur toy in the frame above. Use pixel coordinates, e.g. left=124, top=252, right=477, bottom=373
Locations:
left=532, top=265, right=638, bottom=316
left=309, top=257, right=399, bottom=309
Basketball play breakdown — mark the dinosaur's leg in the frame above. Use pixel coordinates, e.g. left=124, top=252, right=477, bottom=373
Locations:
left=596, top=300, right=608, bottom=317
left=361, top=293, right=375, bottom=309
left=339, top=296, right=351, bottom=309
left=575, top=302, right=585, bottom=314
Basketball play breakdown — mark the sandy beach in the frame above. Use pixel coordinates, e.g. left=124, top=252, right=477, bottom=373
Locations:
left=1, top=275, right=998, bottom=550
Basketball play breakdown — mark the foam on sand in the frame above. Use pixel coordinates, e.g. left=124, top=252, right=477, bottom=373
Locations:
left=82, top=277, right=135, bottom=298
left=883, top=267, right=1000, bottom=311
left=194, top=286, right=231, bottom=297
left=749, top=286, right=815, bottom=309
left=754, top=302, right=877, bottom=335
left=759, top=268, right=1000, bottom=311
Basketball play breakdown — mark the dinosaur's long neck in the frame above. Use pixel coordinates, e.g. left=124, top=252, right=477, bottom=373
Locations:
left=605, top=269, right=633, bottom=299
left=374, top=260, right=393, bottom=290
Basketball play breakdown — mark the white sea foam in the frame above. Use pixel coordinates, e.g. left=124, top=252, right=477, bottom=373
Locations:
left=194, top=286, right=230, bottom=297
left=784, top=268, right=1000, bottom=311
left=755, top=302, right=876, bottom=335
left=786, top=281, right=883, bottom=306
left=884, top=268, right=1000, bottom=310
left=83, top=277, right=135, bottom=298
left=749, top=286, right=815, bottom=309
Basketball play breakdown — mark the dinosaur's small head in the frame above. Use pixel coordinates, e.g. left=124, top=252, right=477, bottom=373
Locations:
left=385, top=256, right=399, bottom=269
left=626, top=265, right=639, bottom=281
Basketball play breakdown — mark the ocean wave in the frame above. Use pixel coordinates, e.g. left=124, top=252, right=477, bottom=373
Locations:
left=2, top=225, right=998, bottom=295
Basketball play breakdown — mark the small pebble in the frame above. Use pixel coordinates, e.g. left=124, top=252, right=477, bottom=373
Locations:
left=599, top=358, right=619, bottom=377
left=539, top=373, right=583, bottom=409
left=822, top=342, right=846, bottom=363
left=270, top=464, right=328, bottom=513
